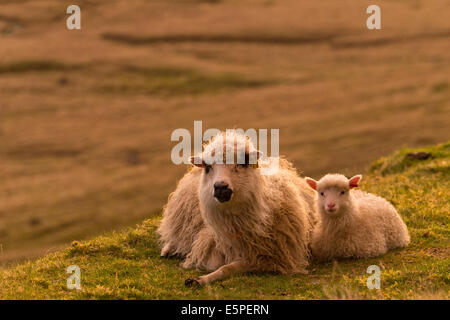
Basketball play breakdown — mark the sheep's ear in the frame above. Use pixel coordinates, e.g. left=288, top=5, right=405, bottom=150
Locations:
left=190, top=156, right=204, bottom=168
left=251, top=150, right=263, bottom=160
left=349, top=175, right=362, bottom=188
left=249, top=150, right=262, bottom=164
left=305, top=177, right=318, bottom=190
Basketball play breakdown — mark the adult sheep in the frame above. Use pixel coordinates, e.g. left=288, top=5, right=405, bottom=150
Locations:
left=158, top=130, right=317, bottom=286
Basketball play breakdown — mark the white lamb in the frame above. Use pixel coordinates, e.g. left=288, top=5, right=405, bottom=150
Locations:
left=305, top=174, right=410, bottom=261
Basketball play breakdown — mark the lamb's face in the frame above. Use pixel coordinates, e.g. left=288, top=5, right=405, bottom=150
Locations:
left=305, top=174, right=362, bottom=217
left=316, top=184, right=351, bottom=216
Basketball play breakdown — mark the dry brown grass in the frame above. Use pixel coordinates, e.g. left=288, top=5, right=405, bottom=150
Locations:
left=0, top=0, right=449, bottom=265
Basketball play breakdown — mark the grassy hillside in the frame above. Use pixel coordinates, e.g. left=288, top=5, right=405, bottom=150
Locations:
left=0, top=143, right=448, bottom=299
left=1, top=0, right=449, bottom=265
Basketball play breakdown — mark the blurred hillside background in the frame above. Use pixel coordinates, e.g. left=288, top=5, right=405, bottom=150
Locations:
left=0, top=0, right=449, bottom=265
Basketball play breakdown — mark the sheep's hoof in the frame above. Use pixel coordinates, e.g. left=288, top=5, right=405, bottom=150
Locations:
left=185, top=278, right=201, bottom=287
left=161, top=250, right=177, bottom=259
left=161, top=244, right=177, bottom=258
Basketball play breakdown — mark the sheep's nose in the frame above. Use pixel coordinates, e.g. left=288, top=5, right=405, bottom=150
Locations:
left=214, top=181, right=229, bottom=190
left=214, top=181, right=233, bottom=202
left=327, top=202, right=336, bottom=209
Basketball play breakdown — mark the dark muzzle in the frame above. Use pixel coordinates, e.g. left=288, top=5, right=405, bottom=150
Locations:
left=213, top=181, right=233, bottom=203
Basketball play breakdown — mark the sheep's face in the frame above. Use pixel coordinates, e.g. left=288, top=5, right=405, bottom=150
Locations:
left=190, top=131, right=262, bottom=208
left=197, top=161, right=261, bottom=205
left=306, top=174, right=362, bottom=217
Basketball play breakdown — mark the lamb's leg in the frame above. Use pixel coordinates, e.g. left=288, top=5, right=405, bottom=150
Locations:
left=185, top=261, right=248, bottom=286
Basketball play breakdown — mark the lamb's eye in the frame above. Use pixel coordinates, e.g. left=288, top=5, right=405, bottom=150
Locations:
left=205, top=165, right=212, bottom=174
left=341, top=191, right=345, bottom=195
left=320, top=192, right=324, bottom=196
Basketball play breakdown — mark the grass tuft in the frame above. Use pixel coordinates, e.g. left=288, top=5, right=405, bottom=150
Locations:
left=369, top=141, right=450, bottom=176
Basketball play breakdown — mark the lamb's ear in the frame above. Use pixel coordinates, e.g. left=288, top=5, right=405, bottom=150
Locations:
left=190, top=156, right=204, bottom=168
left=305, top=177, right=318, bottom=190
left=349, top=175, right=362, bottom=188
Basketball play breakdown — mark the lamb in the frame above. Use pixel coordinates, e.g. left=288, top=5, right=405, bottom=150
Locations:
left=305, top=174, right=410, bottom=261
left=159, top=130, right=317, bottom=286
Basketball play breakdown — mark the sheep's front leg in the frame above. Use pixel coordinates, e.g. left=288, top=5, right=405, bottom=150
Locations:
left=185, top=261, right=248, bottom=287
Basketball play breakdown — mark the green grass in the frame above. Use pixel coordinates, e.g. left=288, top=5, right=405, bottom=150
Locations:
left=0, top=142, right=448, bottom=299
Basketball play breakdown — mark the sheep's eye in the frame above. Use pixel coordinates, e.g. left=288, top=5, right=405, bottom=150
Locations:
left=341, top=191, right=345, bottom=195
left=320, top=192, right=324, bottom=196
left=205, top=165, right=212, bottom=174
